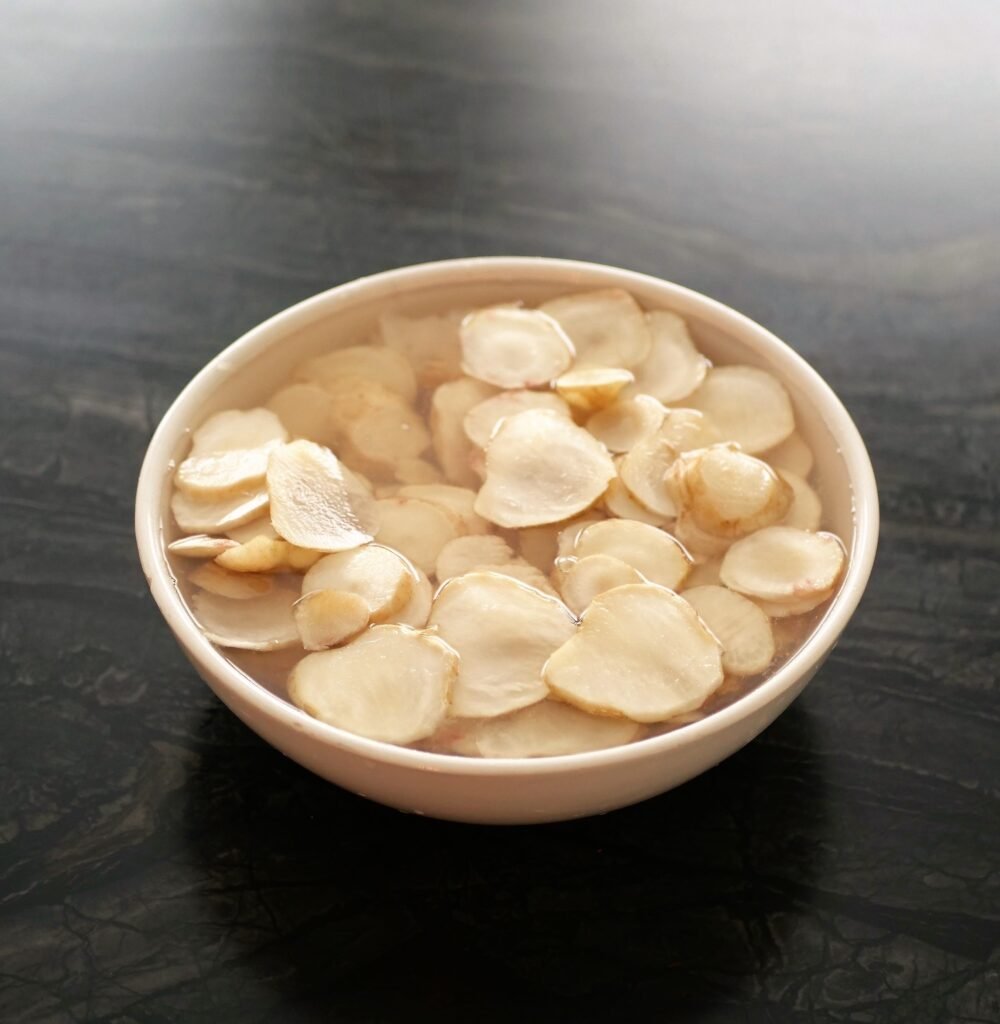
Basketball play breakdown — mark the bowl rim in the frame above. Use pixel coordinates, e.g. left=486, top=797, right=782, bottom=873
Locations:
left=136, top=256, right=879, bottom=777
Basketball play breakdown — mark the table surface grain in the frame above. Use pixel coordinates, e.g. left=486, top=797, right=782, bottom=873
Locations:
left=1, top=1, right=998, bottom=1021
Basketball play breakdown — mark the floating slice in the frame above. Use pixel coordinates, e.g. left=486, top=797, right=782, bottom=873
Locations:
left=374, top=497, right=461, bottom=576
left=266, top=384, right=339, bottom=447
left=682, top=585, right=775, bottom=677
left=586, top=394, right=666, bottom=453
left=167, top=534, right=238, bottom=559
left=543, top=583, right=724, bottom=722
left=540, top=289, right=652, bottom=368
left=451, top=701, right=641, bottom=758
left=346, top=396, right=431, bottom=476
left=751, top=591, right=834, bottom=619
left=288, top=625, right=456, bottom=744
left=554, top=367, right=635, bottom=413
left=215, top=535, right=321, bottom=573
left=686, top=366, right=795, bottom=454
left=191, top=586, right=300, bottom=651
left=463, top=390, right=571, bottom=450
left=379, top=310, right=465, bottom=388
left=617, top=427, right=680, bottom=518
left=574, top=519, right=691, bottom=590
left=603, top=473, right=669, bottom=527
left=474, top=410, right=615, bottom=528
left=720, top=526, right=846, bottom=603
left=428, top=571, right=577, bottom=718
left=189, top=561, right=274, bottom=599
left=436, top=534, right=518, bottom=581
left=396, top=484, right=489, bottom=535
left=657, top=408, right=721, bottom=454
left=778, top=470, right=823, bottom=531
left=763, top=431, right=814, bottom=478
left=430, top=377, right=498, bottom=488
left=187, top=408, right=289, bottom=457
left=295, top=345, right=418, bottom=404
left=386, top=568, right=433, bottom=628
left=302, top=544, right=416, bottom=621
left=394, top=458, right=443, bottom=485
left=293, top=589, right=370, bottom=650
left=627, top=310, right=710, bottom=403
left=225, top=519, right=279, bottom=544
left=267, top=440, right=377, bottom=553
left=460, top=306, right=574, bottom=388
left=554, top=553, right=645, bottom=616
left=171, top=487, right=269, bottom=535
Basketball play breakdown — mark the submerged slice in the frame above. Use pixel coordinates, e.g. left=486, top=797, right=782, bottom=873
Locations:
left=686, top=366, right=795, bottom=454
left=474, top=410, right=615, bottom=528
left=574, top=519, right=691, bottom=591
left=764, top=431, right=814, bottom=478
left=617, top=426, right=680, bottom=518
left=720, top=526, right=846, bottom=602
left=555, top=553, right=645, bottom=616
left=189, top=561, right=274, bottom=599
left=302, top=544, right=416, bottom=621
left=266, top=384, right=339, bottom=447
left=288, top=625, right=455, bottom=744
left=586, top=394, right=666, bottom=453
left=603, top=473, right=668, bottom=527
left=541, top=289, right=652, bottom=368
left=295, top=345, right=418, bottom=404
left=778, top=470, right=823, bottom=531
left=435, top=534, right=518, bottom=582
left=379, top=310, right=464, bottom=389
left=386, top=568, right=434, bottom=628
left=430, top=377, right=497, bottom=488
left=554, top=367, right=635, bottom=413
left=460, top=306, right=574, bottom=388
left=428, top=572, right=577, bottom=718
left=171, top=487, right=269, bottom=535
left=544, top=583, right=724, bottom=722
left=191, top=586, right=299, bottom=650
left=293, top=589, right=370, bottom=650
left=463, top=390, right=571, bottom=449
left=374, top=497, right=461, bottom=576
left=682, top=585, right=775, bottom=677
left=396, top=484, right=489, bottom=535
left=627, top=311, right=709, bottom=403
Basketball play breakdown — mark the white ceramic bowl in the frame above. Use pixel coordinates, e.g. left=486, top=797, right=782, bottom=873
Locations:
left=136, top=257, right=878, bottom=825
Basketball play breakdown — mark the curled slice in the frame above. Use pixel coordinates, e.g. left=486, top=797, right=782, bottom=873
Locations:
left=289, top=625, right=455, bottom=744
left=627, top=311, right=710, bottom=403
left=617, top=426, right=679, bottom=518
left=374, top=497, right=460, bottom=576
left=603, top=473, right=668, bottom=527
left=266, top=384, right=339, bottom=447
left=682, top=585, right=775, bottom=677
left=167, top=534, right=238, bottom=559
left=686, top=366, right=795, bottom=454
left=189, top=562, right=273, bottom=599
left=779, top=470, right=822, bottom=531
left=430, top=377, right=497, bottom=488
left=394, top=458, right=443, bottom=485
left=267, top=440, right=376, bottom=553
left=460, top=306, right=574, bottom=388
left=293, top=589, right=370, bottom=650
left=379, top=310, right=464, bottom=388
left=474, top=410, right=615, bottom=528
left=436, top=534, right=518, bottom=582
left=428, top=572, right=576, bottom=718
left=764, top=431, right=814, bottom=478
left=191, top=586, right=299, bottom=650
left=540, top=289, right=652, bottom=368
left=543, top=583, right=724, bottom=722
left=302, top=544, right=416, bottom=621
left=554, top=367, right=634, bottom=413
left=452, top=701, right=641, bottom=758
left=574, top=519, right=691, bottom=590
left=396, top=484, right=489, bottom=535
left=386, top=569, right=433, bottom=628
left=555, top=553, right=645, bottom=616
left=720, top=526, right=846, bottom=603
left=295, top=345, right=417, bottom=404
left=463, top=390, right=571, bottom=449
left=216, top=535, right=321, bottom=573
left=586, top=394, right=665, bottom=452
left=171, top=487, right=269, bottom=535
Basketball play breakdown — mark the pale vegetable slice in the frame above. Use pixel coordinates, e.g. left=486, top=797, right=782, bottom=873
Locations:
left=474, top=410, right=616, bottom=528
left=216, top=535, right=321, bottom=573
left=575, top=519, right=691, bottom=590
left=430, top=377, right=497, bottom=487
left=452, top=701, right=641, bottom=758
left=436, top=534, right=518, bottom=581
left=266, top=383, right=338, bottom=447
left=540, top=289, right=652, bottom=368
left=554, top=367, right=635, bottom=413
left=555, top=514, right=606, bottom=559
left=764, top=431, right=814, bottom=478
left=267, top=440, right=376, bottom=553
left=295, top=345, right=417, bottom=404
left=225, top=520, right=279, bottom=544
left=720, top=526, right=846, bottom=602
left=428, top=572, right=576, bottom=718
left=171, top=487, right=269, bottom=534
left=463, top=390, right=571, bottom=449
left=288, top=625, right=455, bottom=744
left=394, top=458, right=443, bottom=485
left=469, top=561, right=559, bottom=598
left=293, top=589, right=370, bottom=650
left=386, top=569, right=433, bottom=628
left=555, top=553, right=645, bottom=616
left=460, top=306, right=574, bottom=388
left=187, top=408, right=289, bottom=457
left=628, top=310, right=710, bottom=403
left=379, top=310, right=464, bottom=388
left=603, top=474, right=668, bottom=527
left=779, top=470, right=823, bottom=531
left=543, top=584, right=724, bottom=722
left=673, top=512, right=732, bottom=562
left=682, top=585, right=775, bottom=677
left=683, top=557, right=723, bottom=588
left=302, top=544, right=416, bottom=621
left=686, top=366, right=795, bottom=454
left=346, top=398, right=431, bottom=475
left=657, top=408, right=721, bottom=454
left=322, top=379, right=411, bottom=438
left=374, top=484, right=401, bottom=499
left=617, top=427, right=679, bottom=518
left=517, top=523, right=561, bottom=572
left=396, top=484, right=489, bottom=535
left=191, top=587, right=299, bottom=651
left=586, top=394, right=665, bottom=452
left=189, top=561, right=274, bottom=599
left=752, top=591, right=835, bottom=618
left=374, top=497, right=460, bottom=576
left=167, top=534, right=238, bottom=559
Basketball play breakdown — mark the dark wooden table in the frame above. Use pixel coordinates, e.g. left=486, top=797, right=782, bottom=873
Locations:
left=2, top=2, right=997, bottom=1021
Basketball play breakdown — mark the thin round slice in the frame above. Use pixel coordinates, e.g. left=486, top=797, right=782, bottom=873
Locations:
left=683, top=557, right=723, bottom=588
left=266, top=384, right=339, bottom=447
left=540, top=289, right=652, bottom=368
left=293, top=589, right=370, bottom=650
left=374, top=497, right=460, bottom=576
left=720, top=526, right=846, bottom=603
left=430, top=377, right=498, bottom=488
left=189, top=562, right=274, bottom=599
left=379, top=310, right=464, bottom=389
left=288, top=625, right=455, bottom=744
left=468, top=561, right=559, bottom=597
left=555, top=553, right=645, bottom=616
left=436, top=534, right=518, bottom=582
left=295, top=345, right=417, bottom=404
left=673, top=512, right=733, bottom=562
left=386, top=569, right=433, bottom=628
left=428, top=572, right=576, bottom=718
left=682, top=585, right=775, bottom=677
left=555, top=513, right=606, bottom=558
left=346, top=398, right=431, bottom=476
left=686, top=366, right=795, bottom=454
left=554, top=367, right=635, bottom=413
left=267, top=440, right=376, bottom=553
left=191, top=587, right=299, bottom=651
left=764, top=431, right=814, bottom=478
left=187, top=408, right=288, bottom=457
left=463, top=390, right=571, bottom=449
left=452, top=701, right=641, bottom=758
left=603, top=473, right=668, bottom=527
left=225, top=519, right=279, bottom=544
left=171, top=487, right=269, bottom=535
left=543, top=584, right=724, bottom=722
left=167, top=534, right=238, bottom=559
left=474, top=410, right=615, bottom=528
left=216, top=535, right=321, bottom=573
left=628, top=310, right=709, bottom=403
left=574, top=519, right=691, bottom=590
left=586, top=394, right=666, bottom=452
left=618, top=427, right=679, bottom=518
left=779, top=470, right=823, bottom=531
left=394, top=458, right=443, bottom=485
left=460, top=306, right=574, bottom=388
left=302, top=544, right=416, bottom=621
left=396, top=484, right=490, bottom=535
left=657, top=408, right=721, bottom=454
